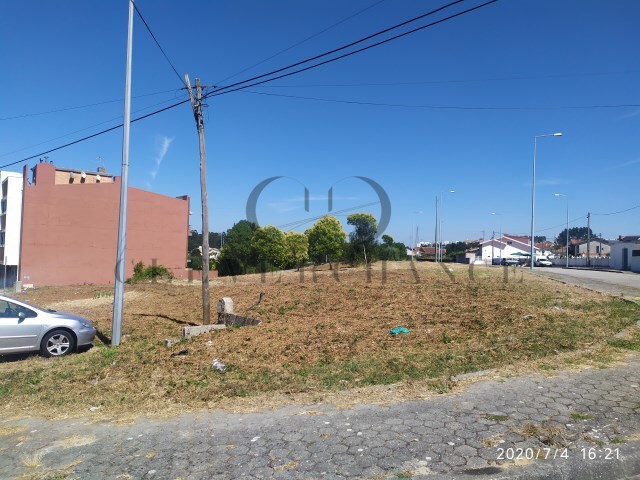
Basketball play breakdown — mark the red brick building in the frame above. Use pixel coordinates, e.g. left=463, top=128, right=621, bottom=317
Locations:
left=18, top=162, right=191, bottom=286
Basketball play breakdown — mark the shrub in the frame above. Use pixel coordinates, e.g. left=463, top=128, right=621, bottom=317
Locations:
left=127, top=261, right=174, bottom=283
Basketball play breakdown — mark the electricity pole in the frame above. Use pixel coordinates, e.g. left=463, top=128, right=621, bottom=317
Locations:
left=185, top=75, right=211, bottom=325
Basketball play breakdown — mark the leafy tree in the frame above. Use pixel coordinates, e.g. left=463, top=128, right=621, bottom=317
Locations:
left=284, top=232, right=309, bottom=268
left=346, top=213, right=378, bottom=264
left=188, top=230, right=224, bottom=251
left=534, top=235, right=547, bottom=243
left=305, top=215, right=346, bottom=269
left=251, top=225, right=288, bottom=270
left=217, top=220, right=258, bottom=276
left=444, top=241, right=480, bottom=261
left=378, top=234, right=409, bottom=261
left=555, top=227, right=594, bottom=246
left=381, top=234, right=394, bottom=246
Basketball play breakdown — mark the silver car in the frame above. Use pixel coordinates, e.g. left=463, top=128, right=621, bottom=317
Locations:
left=0, top=294, right=96, bottom=357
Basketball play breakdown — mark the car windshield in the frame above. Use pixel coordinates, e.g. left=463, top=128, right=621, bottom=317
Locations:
left=0, top=296, right=45, bottom=312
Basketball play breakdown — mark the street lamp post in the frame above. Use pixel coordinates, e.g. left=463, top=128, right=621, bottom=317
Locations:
left=491, top=212, right=503, bottom=259
left=530, top=132, right=563, bottom=270
left=437, top=190, right=455, bottom=262
left=554, top=193, right=569, bottom=268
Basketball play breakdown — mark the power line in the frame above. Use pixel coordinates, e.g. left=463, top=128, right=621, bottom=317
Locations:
left=241, top=90, right=640, bottom=111
left=0, top=97, right=190, bottom=169
left=0, top=93, right=188, bottom=159
left=1, top=0, right=496, bottom=168
left=206, top=0, right=473, bottom=96
left=528, top=215, right=588, bottom=234
left=592, top=204, right=640, bottom=216
left=207, top=0, right=500, bottom=99
left=277, top=201, right=380, bottom=231
left=248, top=69, right=640, bottom=89
left=0, top=88, right=183, bottom=122
left=215, top=0, right=388, bottom=85
left=131, top=0, right=185, bottom=87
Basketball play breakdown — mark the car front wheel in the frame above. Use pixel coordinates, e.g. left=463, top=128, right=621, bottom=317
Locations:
left=41, top=329, right=76, bottom=357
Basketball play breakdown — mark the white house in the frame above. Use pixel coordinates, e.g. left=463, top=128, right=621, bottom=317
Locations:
left=0, top=171, right=23, bottom=286
left=610, top=236, right=640, bottom=272
left=478, top=234, right=540, bottom=263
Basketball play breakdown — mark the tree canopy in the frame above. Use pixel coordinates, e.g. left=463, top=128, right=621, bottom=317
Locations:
left=346, top=213, right=378, bottom=263
left=216, top=220, right=258, bottom=276
left=251, top=226, right=288, bottom=270
left=305, top=215, right=346, bottom=267
left=555, top=227, right=594, bottom=246
left=284, top=231, right=309, bottom=268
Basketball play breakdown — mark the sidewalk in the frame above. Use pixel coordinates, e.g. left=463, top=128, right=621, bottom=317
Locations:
left=2, top=355, right=639, bottom=479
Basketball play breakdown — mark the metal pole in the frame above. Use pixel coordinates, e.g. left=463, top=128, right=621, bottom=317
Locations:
left=587, top=212, right=591, bottom=267
left=565, top=198, right=569, bottom=268
left=438, top=192, right=442, bottom=262
left=530, top=136, right=537, bottom=270
left=435, top=195, right=438, bottom=262
left=111, top=0, right=134, bottom=346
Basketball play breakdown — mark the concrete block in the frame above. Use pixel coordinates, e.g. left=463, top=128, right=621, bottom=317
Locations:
left=181, top=324, right=226, bottom=339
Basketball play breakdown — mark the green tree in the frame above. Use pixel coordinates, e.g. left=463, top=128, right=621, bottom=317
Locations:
left=251, top=225, right=288, bottom=270
left=284, top=231, right=309, bottom=269
left=305, top=215, right=346, bottom=269
left=381, top=234, right=394, bottom=246
left=217, top=220, right=258, bottom=276
left=379, top=235, right=409, bottom=261
left=346, top=213, right=378, bottom=264
left=555, top=227, right=594, bottom=246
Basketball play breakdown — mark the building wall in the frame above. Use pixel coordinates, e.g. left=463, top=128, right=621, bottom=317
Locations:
left=19, top=163, right=190, bottom=286
left=0, top=172, right=23, bottom=266
left=610, top=241, right=640, bottom=272
left=480, top=242, right=538, bottom=260
left=576, top=240, right=611, bottom=256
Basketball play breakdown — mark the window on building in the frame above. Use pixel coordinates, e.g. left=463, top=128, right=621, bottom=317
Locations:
left=632, top=250, right=640, bottom=257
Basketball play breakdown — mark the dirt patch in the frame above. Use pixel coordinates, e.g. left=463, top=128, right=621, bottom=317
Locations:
left=1, top=262, right=639, bottom=420
left=45, top=291, right=143, bottom=311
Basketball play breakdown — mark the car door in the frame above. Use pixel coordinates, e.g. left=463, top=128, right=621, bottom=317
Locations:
left=0, top=300, right=42, bottom=353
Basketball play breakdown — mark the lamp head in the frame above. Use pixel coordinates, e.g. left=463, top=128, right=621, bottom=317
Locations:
left=553, top=132, right=563, bottom=136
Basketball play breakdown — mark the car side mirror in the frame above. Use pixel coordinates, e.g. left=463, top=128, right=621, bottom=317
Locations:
left=17, top=311, right=26, bottom=321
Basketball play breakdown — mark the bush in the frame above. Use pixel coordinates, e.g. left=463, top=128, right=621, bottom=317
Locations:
left=127, top=261, right=174, bottom=283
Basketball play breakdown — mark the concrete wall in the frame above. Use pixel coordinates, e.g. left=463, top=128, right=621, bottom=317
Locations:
left=610, top=241, right=640, bottom=272
left=549, top=257, right=611, bottom=268
left=19, top=163, right=190, bottom=286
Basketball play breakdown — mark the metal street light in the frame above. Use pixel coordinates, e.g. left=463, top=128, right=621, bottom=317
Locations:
left=437, top=190, right=455, bottom=262
left=491, top=212, right=503, bottom=263
left=554, top=193, right=569, bottom=268
left=530, top=132, right=563, bottom=270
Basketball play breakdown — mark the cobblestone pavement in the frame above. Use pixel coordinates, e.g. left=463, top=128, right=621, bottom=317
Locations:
left=2, top=355, right=639, bottom=480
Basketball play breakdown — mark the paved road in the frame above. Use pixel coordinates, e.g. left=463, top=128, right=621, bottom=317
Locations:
left=2, top=355, right=640, bottom=479
left=531, top=268, right=640, bottom=301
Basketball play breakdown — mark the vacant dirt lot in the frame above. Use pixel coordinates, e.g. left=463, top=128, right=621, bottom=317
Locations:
left=1, top=261, right=638, bottom=420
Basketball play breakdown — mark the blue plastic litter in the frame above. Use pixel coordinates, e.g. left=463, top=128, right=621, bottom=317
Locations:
left=389, top=326, right=410, bottom=335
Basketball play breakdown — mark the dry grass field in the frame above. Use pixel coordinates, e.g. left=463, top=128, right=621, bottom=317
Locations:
left=1, top=261, right=639, bottom=420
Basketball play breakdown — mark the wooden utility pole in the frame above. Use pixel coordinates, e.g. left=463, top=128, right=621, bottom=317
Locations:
left=185, top=75, right=210, bottom=325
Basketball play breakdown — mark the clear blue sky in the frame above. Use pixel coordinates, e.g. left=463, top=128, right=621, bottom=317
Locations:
left=1, top=0, right=638, bottom=246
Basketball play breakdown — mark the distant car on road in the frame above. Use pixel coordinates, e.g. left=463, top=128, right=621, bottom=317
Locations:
left=0, top=295, right=96, bottom=357
left=500, top=258, right=520, bottom=266
left=535, top=258, right=553, bottom=267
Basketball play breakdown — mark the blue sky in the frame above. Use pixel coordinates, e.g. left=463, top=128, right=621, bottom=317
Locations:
left=1, top=0, right=638, bottom=246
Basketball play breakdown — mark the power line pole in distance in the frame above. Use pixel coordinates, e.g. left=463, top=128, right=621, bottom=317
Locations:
left=185, top=75, right=211, bottom=325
